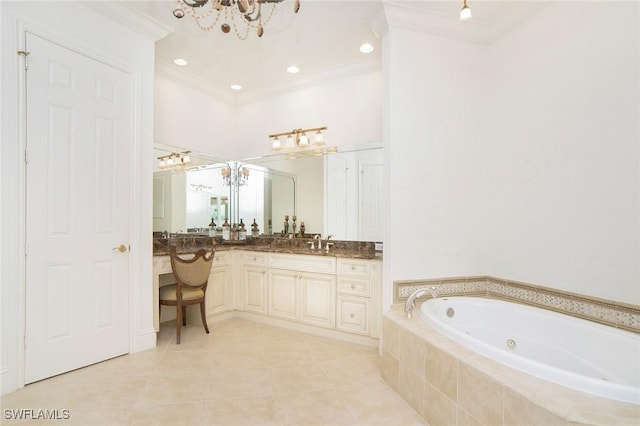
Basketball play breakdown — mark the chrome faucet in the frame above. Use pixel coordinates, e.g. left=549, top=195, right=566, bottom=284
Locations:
left=314, top=234, right=321, bottom=250
left=404, top=288, right=428, bottom=318
left=324, top=234, right=334, bottom=253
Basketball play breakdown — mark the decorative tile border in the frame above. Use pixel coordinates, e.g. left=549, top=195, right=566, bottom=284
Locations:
left=394, top=276, right=640, bottom=333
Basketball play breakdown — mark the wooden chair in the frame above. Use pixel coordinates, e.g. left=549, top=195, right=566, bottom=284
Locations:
left=159, top=245, right=215, bottom=344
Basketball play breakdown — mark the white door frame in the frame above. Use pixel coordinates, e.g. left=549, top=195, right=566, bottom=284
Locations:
left=2, top=10, right=156, bottom=393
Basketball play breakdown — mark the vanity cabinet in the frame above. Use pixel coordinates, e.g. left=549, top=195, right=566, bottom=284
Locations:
left=268, top=253, right=336, bottom=329
left=336, top=258, right=380, bottom=337
left=154, top=249, right=381, bottom=341
left=242, top=252, right=268, bottom=315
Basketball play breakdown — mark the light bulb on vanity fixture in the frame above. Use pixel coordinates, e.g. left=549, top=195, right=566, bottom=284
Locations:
left=460, top=0, right=472, bottom=21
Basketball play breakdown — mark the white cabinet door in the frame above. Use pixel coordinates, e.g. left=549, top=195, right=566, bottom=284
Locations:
left=300, top=273, right=336, bottom=329
left=268, top=269, right=298, bottom=320
left=243, top=266, right=268, bottom=315
left=207, top=265, right=231, bottom=316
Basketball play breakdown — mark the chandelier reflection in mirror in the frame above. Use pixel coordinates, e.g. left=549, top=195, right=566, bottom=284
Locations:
left=158, top=151, right=192, bottom=169
left=269, top=126, right=337, bottom=158
left=172, top=0, right=300, bottom=40
left=221, top=164, right=250, bottom=187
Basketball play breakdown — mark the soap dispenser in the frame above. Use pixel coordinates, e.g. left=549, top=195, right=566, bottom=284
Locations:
left=251, top=219, right=260, bottom=237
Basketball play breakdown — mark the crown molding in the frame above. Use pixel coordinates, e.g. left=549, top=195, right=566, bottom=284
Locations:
left=156, top=55, right=381, bottom=107
left=85, top=2, right=174, bottom=42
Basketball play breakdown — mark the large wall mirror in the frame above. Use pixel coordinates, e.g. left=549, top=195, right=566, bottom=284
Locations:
left=153, top=142, right=383, bottom=241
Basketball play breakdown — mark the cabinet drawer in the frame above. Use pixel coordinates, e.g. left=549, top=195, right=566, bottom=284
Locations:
left=213, top=251, right=231, bottom=265
left=244, top=251, right=268, bottom=266
left=336, top=295, right=369, bottom=335
left=269, top=253, right=336, bottom=274
left=337, top=277, right=371, bottom=297
left=337, top=259, right=370, bottom=277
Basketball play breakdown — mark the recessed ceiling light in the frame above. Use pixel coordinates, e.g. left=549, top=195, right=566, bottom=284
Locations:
left=287, top=65, right=300, bottom=74
left=230, top=84, right=243, bottom=91
left=174, top=58, right=188, bottom=66
left=359, top=43, right=374, bottom=54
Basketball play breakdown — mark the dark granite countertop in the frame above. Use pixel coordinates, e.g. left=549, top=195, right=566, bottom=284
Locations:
left=153, top=235, right=381, bottom=260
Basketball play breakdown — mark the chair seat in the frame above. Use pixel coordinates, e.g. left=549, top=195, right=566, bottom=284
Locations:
left=159, top=284, right=204, bottom=302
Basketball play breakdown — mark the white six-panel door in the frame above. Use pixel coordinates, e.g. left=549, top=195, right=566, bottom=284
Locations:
left=24, top=32, right=132, bottom=383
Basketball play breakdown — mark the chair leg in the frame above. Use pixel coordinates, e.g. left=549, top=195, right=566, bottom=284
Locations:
left=200, top=301, right=210, bottom=334
left=176, top=304, right=182, bottom=344
left=182, top=306, right=187, bottom=326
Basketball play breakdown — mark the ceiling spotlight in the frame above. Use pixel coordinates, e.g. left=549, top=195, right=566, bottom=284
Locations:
left=174, top=58, right=188, bottom=66
left=230, top=84, right=243, bottom=91
left=287, top=65, right=300, bottom=74
left=460, top=0, right=472, bottom=20
left=359, top=43, right=374, bottom=54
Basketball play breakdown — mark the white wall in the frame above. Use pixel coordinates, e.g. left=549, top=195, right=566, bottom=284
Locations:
left=385, top=29, right=489, bottom=289
left=154, top=75, right=235, bottom=160
left=233, top=71, right=383, bottom=160
left=1, top=1, right=160, bottom=394
left=384, top=2, right=639, bottom=307
left=484, top=2, right=639, bottom=303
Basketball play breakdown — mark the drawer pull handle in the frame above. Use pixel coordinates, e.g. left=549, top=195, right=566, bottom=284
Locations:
left=350, top=313, right=355, bottom=318
left=351, top=265, right=356, bottom=270
left=351, top=284, right=356, bottom=289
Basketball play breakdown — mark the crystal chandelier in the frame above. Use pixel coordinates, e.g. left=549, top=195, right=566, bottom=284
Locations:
left=172, top=0, right=300, bottom=40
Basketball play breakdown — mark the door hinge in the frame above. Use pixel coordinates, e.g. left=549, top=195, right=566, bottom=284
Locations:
left=17, top=50, right=30, bottom=71
left=24, top=243, right=28, bottom=256
left=24, top=334, right=28, bottom=349
left=25, top=150, right=28, bottom=164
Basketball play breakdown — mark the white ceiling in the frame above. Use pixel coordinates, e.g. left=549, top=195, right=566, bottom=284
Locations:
left=124, top=0, right=546, bottom=103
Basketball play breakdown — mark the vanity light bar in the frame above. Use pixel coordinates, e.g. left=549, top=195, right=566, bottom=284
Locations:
left=158, top=151, right=192, bottom=169
left=268, top=126, right=328, bottom=151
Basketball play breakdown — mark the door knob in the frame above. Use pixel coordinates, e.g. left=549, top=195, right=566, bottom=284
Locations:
left=112, top=244, right=127, bottom=253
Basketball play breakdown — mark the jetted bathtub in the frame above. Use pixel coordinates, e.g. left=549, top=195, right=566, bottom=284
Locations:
left=420, top=296, right=640, bottom=404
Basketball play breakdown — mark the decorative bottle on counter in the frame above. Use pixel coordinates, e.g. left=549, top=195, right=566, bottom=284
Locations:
left=209, top=218, right=216, bottom=237
left=239, top=219, right=247, bottom=240
left=251, top=219, right=259, bottom=237
left=222, top=219, right=230, bottom=240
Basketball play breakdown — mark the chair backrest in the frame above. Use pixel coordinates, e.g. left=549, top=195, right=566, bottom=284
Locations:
left=170, top=245, right=215, bottom=289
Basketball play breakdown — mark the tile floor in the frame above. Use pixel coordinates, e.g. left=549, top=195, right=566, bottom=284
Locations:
left=1, top=318, right=426, bottom=425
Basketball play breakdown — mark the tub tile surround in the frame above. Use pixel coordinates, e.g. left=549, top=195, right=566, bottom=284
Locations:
left=382, top=307, right=640, bottom=426
left=395, top=276, right=640, bottom=333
